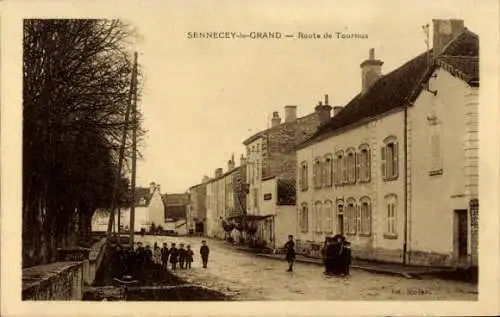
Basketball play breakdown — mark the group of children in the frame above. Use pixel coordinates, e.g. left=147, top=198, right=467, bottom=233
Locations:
left=145, top=240, right=210, bottom=270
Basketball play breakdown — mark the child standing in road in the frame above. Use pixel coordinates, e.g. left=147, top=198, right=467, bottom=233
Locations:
left=200, top=240, right=210, bottom=268
left=169, top=243, right=178, bottom=270
left=284, top=235, right=296, bottom=272
left=178, top=243, right=187, bottom=269
left=186, top=245, right=194, bottom=269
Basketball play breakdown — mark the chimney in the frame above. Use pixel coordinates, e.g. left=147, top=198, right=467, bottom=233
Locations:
left=149, top=181, right=156, bottom=194
left=156, top=184, right=161, bottom=194
left=284, top=105, right=297, bottom=123
left=215, top=168, right=223, bottom=178
left=314, top=94, right=332, bottom=126
left=360, top=48, right=383, bottom=94
left=240, top=154, right=246, bottom=166
left=202, top=175, right=209, bottom=183
left=271, top=111, right=281, bottom=128
left=227, top=155, right=235, bottom=171
left=333, top=106, right=343, bottom=116
left=432, top=19, right=465, bottom=58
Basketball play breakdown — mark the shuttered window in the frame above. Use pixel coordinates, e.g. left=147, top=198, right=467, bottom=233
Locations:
left=382, top=138, right=399, bottom=181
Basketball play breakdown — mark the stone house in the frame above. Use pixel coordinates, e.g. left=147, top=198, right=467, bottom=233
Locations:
left=296, top=19, right=479, bottom=268
left=242, top=104, right=325, bottom=248
left=187, top=176, right=209, bottom=235
left=205, top=155, right=247, bottom=239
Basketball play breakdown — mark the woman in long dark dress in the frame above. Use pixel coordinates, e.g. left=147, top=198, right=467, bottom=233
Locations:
left=284, top=235, right=296, bottom=272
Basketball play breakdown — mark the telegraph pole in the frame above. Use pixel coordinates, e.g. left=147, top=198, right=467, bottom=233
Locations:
left=129, top=52, right=139, bottom=247
left=106, top=53, right=136, bottom=237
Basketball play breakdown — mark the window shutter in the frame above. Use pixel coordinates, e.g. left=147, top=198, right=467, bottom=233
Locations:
left=393, top=142, right=399, bottom=178
left=321, top=160, right=326, bottom=187
left=366, top=149, right=371, bottom=181
left=333, top=157, right=338, bottom=186
left=381, top=146, right=386, bottom=180
left=341, top=156, right=347, bottom=184
left=355, top=152, right=360, bottom=182
left=343, top=210, right=349, bottom=234
left=312, top=163, right=316, bottom=188
left=299, top=165, right=303, bottom=190
left=356, top=205, right=361, bottom=234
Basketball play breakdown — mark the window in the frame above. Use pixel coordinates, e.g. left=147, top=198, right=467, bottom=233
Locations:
left=429, top=123, right=443, bottom=175
left=324, top=200, right=333, bottom=233
left=313, top=158, right=321, bottom=188
left=314, top=201, right=322, bottom=233
left=324, top=155, right=333, bottom=187
left=346, top=200, right=357, bottom=235
left=334, top=150, right=344, bottom=185
left=299, top=203, right=309, bottom=232
left=299, top=161, right=308, bottom=191
left=358, top=145, right=371, bottom=182
left=359, top=197, right=372, bottom=235
left=384, top=194, right=398, bottom=238
left=381, top=138, right=399, bottom=181
left=346, top=149, right=356, bottom=184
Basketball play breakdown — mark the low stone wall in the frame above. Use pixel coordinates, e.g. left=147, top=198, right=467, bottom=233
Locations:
left=22, top=238, right=107, bottom=300
left=22, top=262, right=84, bottom=300
left=83, top=238, right=107, bottom=286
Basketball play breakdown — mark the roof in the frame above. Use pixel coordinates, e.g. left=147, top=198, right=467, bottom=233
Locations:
left=204, top=165, right=243, bottom=185
left=162, top=193, right=190, bottom=206
left=243, top=113, right=316, bottom=145
left=134, top=187, right=152, bottom=207
left=162, top=193, right=190, bottom=221
left=300, top=28, right=478, bottom=149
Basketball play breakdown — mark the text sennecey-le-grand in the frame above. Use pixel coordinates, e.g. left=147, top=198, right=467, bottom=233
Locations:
left=186, top=31, right=368, bottom=39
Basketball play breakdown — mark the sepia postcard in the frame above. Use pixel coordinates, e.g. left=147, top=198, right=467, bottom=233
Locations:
left=1, top=0, right=499, bottom=316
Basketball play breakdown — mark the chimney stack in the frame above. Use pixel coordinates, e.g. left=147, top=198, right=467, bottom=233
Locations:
left=333, top=106, right=343, bottom=116
left=432, top=19, right=465, bottom=58
left=284, top=105, right=297, bottom=123
left=315, top=94, right=332, bottom=126
left=202, top=175, right=210, bottom=183
left=271, top=111, right=281, bottom=128
left=156, top=184, right=161, bottom=194
left=240, top=154, right=246, bottom=166
left=215, top=168, right=223, bottom=178
left=149, top=181, right=156, bottom=194
left=360, top=48, right=383, bottom=94
left=227, top=155, right=235, bottom=171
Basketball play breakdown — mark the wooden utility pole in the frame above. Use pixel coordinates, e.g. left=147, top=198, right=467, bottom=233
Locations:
left=106, top=52, right=137, bottom=237
left=129, top=52, right=139, bottom=247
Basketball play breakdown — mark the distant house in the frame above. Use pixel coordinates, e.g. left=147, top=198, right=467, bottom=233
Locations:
left=91, top=182, right=164, bottom=233
left=162, top=193, right=190, bottom=234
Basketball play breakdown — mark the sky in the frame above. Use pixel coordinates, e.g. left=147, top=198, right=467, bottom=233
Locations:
left=126, top=0, right=491, bottom=193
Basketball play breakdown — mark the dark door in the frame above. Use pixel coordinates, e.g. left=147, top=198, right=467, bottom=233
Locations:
left=337, top=204, right=344, bottom=235
left=337, top=214, right=344, bottom=235
left=455, top=210, right=468, bottom=260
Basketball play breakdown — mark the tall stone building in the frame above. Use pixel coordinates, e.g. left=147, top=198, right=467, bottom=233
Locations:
left=242, top=102, right=327, bottom=248
left=296, top=19, right=479, bottom=268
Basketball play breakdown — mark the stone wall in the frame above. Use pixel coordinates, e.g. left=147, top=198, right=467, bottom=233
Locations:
left=22, top=238, right=107, bottom=300
left=22, top=262, right=84, bottom=300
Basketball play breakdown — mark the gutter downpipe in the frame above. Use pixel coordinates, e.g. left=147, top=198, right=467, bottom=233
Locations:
left=403, top=101, right=409, bottom=267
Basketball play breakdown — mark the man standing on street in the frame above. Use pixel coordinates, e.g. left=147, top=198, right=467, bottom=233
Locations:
left=200, top=240, right=210, bottom=268
left=284, top=235, right=296, bottom=272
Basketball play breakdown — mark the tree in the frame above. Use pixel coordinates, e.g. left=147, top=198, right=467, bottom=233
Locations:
left=23, top=19, right=145, bottom=267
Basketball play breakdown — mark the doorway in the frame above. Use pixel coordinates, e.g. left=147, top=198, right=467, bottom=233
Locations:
left=454, top=209, right=468, bottom=262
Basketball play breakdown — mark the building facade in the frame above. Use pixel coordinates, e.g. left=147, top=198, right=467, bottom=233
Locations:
left=296, top=19, right=479, bottom=268
left=188, top=176, right=209, bottom=235
left=243, top=104, right=324, bottom=248
left=206, top=155, right=247, bottom=239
